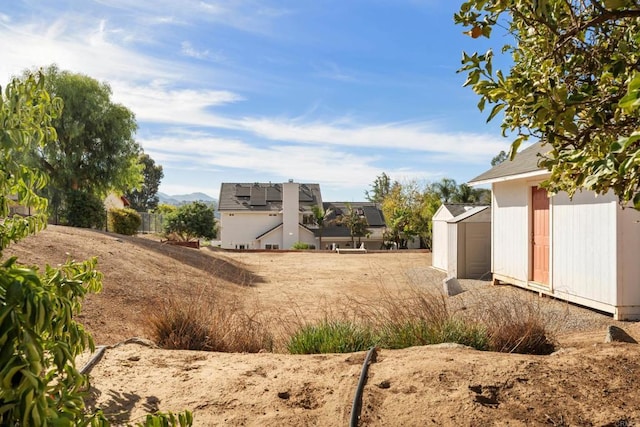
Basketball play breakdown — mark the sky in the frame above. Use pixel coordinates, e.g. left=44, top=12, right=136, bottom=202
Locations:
left=1, top=0, right=512, bottom=202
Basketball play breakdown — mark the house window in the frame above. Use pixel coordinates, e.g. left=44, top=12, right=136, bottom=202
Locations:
left=303, top=214, right=315, bottom=225
left=228, top=213, right=235, bottom=216
left=269, top=213, right=277, bottom=217
left=235, top=244, right=246, bottom=250
left=265, top=244, right=279, bottom=250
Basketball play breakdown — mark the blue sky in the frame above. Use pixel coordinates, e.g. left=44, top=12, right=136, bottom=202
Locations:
left=1, top=1, right=510, bottom=201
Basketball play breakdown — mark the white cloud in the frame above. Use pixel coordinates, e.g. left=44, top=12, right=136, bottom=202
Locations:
left=181, top=41, right=210, bottom=59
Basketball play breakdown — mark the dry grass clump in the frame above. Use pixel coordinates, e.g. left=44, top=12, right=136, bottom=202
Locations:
left=146, top=292, right=273, bottom=353
left=285, top=286, right=557, bottom=355
left=471, top=293, right=557, bottom=355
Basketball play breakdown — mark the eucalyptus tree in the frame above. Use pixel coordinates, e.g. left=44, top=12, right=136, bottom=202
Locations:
left=28, top=65, right=142, bottom=219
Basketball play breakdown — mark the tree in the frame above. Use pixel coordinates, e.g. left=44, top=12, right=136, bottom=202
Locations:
left=491, top=150, right=508, bottom=166
left=0, top=71, right=103, bottom=425
left=126, top=153, right=164, bottom=212
left=365, top=172, right=394, bottom=203
left=164, top=201, right=217, bottom=241
left=29, top=65, right=142, bottom=217
left=381, top=181, right=422, bottom=249
left=339, top=203, right=370, bottom=247
left=311, top=204, right=334, bottom=250
left=431, top=178, right=458, bottom=203
left=455, top=1, right=640, bottom=207
left=452, top=183, right=491, bottom=204
left=0, top=66, right=192, bottom=427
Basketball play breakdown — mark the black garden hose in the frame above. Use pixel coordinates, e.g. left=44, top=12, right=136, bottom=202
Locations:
left=349, top=346, right=378, bottom=427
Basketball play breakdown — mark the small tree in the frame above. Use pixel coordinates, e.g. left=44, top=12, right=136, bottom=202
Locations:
left=339, top=203, right=370, bottom=247
left=311, top=204, right=334, bottom=250
left=164, top=201, right=217, bottom=242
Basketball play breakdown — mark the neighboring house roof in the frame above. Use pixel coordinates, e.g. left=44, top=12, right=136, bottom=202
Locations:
left=319, top=202, right=386, bottom=239
left=322, top=202, right=386, bottom=227
left=218, top=182, right=322, bottom=211
left=468, top=141, right=550, bottom=185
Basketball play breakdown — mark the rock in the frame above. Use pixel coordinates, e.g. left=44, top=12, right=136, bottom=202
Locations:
left=604, top=325, right=637, bottom=343
left=443, top=277, right=464, bottom=296
left=277, top=391, right=290, bottom=400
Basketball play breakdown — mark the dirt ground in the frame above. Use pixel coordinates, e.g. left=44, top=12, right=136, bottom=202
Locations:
left=6, top=225, right=640, bottom=426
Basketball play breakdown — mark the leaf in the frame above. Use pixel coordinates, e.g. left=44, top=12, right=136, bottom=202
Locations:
left=487, top=103, right=506, bottom=122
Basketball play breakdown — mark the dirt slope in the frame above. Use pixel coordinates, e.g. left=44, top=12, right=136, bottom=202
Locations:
left=6, top=225, right=640, bottom=426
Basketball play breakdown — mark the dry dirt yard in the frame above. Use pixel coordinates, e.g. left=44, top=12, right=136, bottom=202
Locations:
left=6, top=225, right=640, bottom=426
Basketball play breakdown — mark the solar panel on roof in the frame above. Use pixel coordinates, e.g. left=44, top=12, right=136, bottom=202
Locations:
left=250, top=185, right=267, bottom=206
left=235, top=184, right=250, bottom=197
left=266, top=185, right=282, bottom=201
left=362, top=205, right=384, bottom=226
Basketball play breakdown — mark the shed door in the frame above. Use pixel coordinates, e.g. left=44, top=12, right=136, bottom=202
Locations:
left=531, top=186, right=549, bottom=285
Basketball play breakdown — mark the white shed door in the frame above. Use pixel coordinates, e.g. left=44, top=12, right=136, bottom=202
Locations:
left=465, top=223, right=491, bottom=279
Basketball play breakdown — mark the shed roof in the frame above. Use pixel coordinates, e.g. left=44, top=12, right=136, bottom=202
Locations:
left=468, top=142, right=550, bottom=185
left=447, top=205, right=490, bottom=223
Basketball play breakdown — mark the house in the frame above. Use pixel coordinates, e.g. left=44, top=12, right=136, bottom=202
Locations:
left=469, top=142, right=640, bottom=320
left=320, top=202, right=387, bottom=250
left=217, top=181, right=388, bottom=250
left=104, top=193, right=130, bottom=210
left=431, top=204, right=491, bottom=279
left=218, top=181, right=322, bottom=249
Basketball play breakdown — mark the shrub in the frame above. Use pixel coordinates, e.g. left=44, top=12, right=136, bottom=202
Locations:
left=377, top=318, right=488, bottom=351
left=164, top=201, right=216, bottom=241
left=108, top=208, right=142, bottom=235
left=292, top=242, right=314, bottom=250
left=466, top=293, right=556, bottom=354
left=287, top=320, right=374, bottom=354
left=147, top=294, right=273, bottom=353
left=63, top=189, right=106, bottom=228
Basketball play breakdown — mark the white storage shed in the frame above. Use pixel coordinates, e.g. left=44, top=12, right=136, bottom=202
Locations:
left=469, top=142, right=640, bottom=320
left=432, top=204, right=491, bottom=279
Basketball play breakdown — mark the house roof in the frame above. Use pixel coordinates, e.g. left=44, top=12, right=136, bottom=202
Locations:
left=218, top=182, right=322, bottom=211
left=255, top=222, right=315, bottom=240
left=318, top=202, right=386, bottom=239
left=468, top=141, right=550, bottom=185
left=322, top=202, right=386, bottom=227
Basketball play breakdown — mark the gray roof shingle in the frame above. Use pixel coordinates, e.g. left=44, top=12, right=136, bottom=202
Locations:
left=468, top=141, right=549, bottom=184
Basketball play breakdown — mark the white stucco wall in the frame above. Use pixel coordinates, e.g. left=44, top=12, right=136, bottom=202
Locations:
left=219, top=211, right=281, bottom=249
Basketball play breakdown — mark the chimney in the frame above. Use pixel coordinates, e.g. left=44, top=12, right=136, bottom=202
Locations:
left=282, top=180, right=299, bottom=249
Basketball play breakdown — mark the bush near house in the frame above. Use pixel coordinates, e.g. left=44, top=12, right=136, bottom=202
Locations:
left=108, top=208, right=142, bottom=235
left=63, top=189, right=106, bottom=229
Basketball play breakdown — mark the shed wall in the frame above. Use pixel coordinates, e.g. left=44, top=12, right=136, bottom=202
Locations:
left=618, top=206, right=640, bottom=307
left=551, top=191, right=617, bottom=305
left=431, top=205, right=453, bottom=271
left=491, top=180, right=530, bottom=281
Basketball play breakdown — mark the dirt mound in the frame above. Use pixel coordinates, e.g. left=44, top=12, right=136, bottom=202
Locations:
left=6, top=225, right=640, bottom=425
